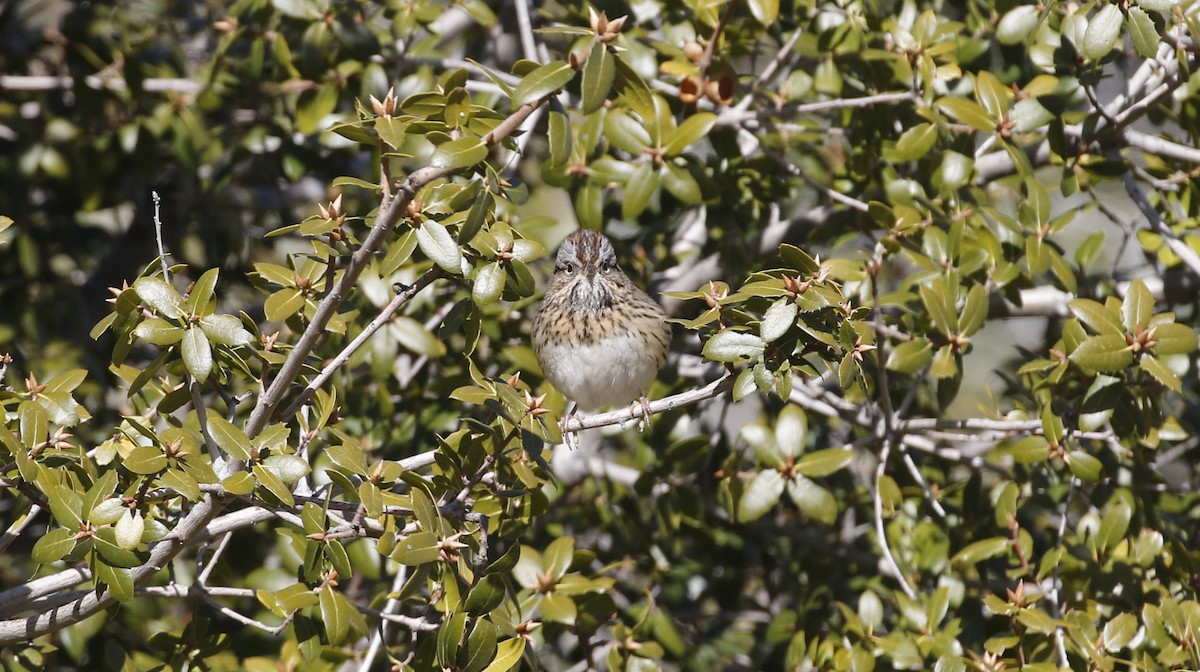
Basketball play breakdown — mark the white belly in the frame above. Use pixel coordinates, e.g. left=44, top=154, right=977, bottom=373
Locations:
left=538, top=333, right=659, bottom=411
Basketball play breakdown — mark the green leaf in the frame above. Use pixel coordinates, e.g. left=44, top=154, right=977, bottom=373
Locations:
left=1140, top=355, right=1181, bottom=391
left=512, top=61, right=575, bottom=106
left=123, top=446, right=168, bottom=475
left=113, top=511, right=145, bottom=550
left=703, top=330, right=766, bottom=362
left=787, top=476, right=837, bottom=524
left=264, top=454, right=311, bottom=484
left=465, top=574, right=507, bottom=616
left=199, top=314, right=254, bottom=347
left=621, top=162, right=659, bottom=220
left=1103, top=613, right=1139, bottom=652
left=1083, top=4, right=1123, bottom=60
left=1122, top=278, right=1154, bottom=331
left=32, top=527, right=77, bottom=563
left=1097, top=498, right=1132, bottom=551
left=936, top=97, right=996, bottom=132
left=223, top=471, right=255, bottom=495
left=747, top=0, right=779, bottom=24
left=1070, top=299, right=1125, bottom=336
left=663, top=112, right=718, bottom=156
left=997, top=5, right=1040, bottom=44
left=919, top=279, right=958, bottom=337
left=739, top=470, right=785, bottom=522
left=461, top=619, right=499, bottom=672
left=891, top=122, right=938, bottom=161
left=186, top=268, right=219, bottom=315
left=959, top=284, right=987, bottom=336
left=1126, top=7, right=1159, bottom=57
left=93, top=560, right=134, bottom=602
left=431, top=136, right=489, bottom=171
left=794, top=448, right=853, bottom=477
left=1151, top=322, right=1197, bottom=355
left=546, top=99, right=572, bottom=167
left=264, top=288, right=305, bottom=322
left=417, top=220, right=464, bottom=273
left=544, top=536, right=574, bottom=581
left=1068, top=451, right=1103, bottom=482
left=974, top=71, right=1011, bottom=119
left=581, top=42, right=615, bottom=115
left=391, top=531, right=441, bottom=565
left=951, top=537, right=1010, bottom=565
left=1069, top=335, right=1133, bottom=372
left=93, top=527, right=142, bottom=568
left=319, top=588, right=351, bottom=645
left=252, top=464, right=295, bottom=506
left=886, top=339, right=932, bottom=374
left=930, top=344, right=958, bottom=379
left=540, top=592, right=577, bottom=625
left=480, top=638, right=526, bottom=672
left=133, top=276, right=183, bottom=319
left=472, top=262, right=505, bottom=306
left=438, top=611, right=469, bottom=666
left=611, top=55, right=655, bottom=122
left=761, top=298, right=798, bottom=343
left=207, top=415, right=252, bottom=462
left=181, top=327, right=213, bottom=383
left=661, top=162, right=702, bottom=204
left=1011, top=435, right=1050, bottom=463
left=133, top=318, right=184, bottom=346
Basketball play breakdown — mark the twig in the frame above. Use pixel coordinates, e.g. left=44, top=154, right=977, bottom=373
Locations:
left=697, top=0, right=741, bottom=79
left=874, top=439, right=917, bottom=601
left=0, top=75, right=203, bottom=94
left=514, top=0, right=539, bottom=63
left=755, top=28, right=804, bottom=88
left=1121, top=168, right=1200, bottom=281
left=1048, top=478, right=1077, bottom=669
left=197, top=531, right=234, bottom=586
left=192, top=380, right=235, bottom=479
left=0, top=504, right=41, bottom=555
left=870, top=263, right=917, bottom=601
left=563, top=372, right=734, bottom=432
left=279, top=268, right=442, bottom=418
left=151, top=192, right=171, bottom=278
left=358, top=563, right=411, bottom=671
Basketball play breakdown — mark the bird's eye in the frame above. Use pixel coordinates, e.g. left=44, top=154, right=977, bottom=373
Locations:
left=558, top=261, right=576, bottom=274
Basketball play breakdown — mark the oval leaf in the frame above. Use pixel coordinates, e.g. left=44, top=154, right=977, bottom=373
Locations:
left=512, top=61, right=575, bottom=106
left=431, top=136, right=489, bottom=170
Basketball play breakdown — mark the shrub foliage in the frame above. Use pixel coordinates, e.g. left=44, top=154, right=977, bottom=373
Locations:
left=2, top=0, right=1200, bottom=670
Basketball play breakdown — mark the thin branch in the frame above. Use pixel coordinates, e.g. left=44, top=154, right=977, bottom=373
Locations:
left=755, top=28, right=804, bottom=88
left=0, top=74, right=204, bottom=94
left=0, top=504, right=40, bottom=555
left=279, top=268, right=442, bottom=418
left=358, top=563, right=411, bottom=671
left=563, top=372, right=734, bottom=432
left=1121, top=169, right=1200, bottom=281
left=1124, top=129, right=1200, bottom=165
left=1048, top=478, right=1077, bottom=669
left=513, top=0, right=539, bottom=63
left=874, top=439, right=917, bottom=601
left=151, top=192, right=170, bottom=278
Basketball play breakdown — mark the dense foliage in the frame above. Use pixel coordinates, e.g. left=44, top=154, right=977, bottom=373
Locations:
left=2, top=0, right=1200, bottom=670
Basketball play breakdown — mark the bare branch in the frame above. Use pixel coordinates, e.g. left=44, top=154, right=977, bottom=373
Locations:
left=564, top=372, right=734, bottom=432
